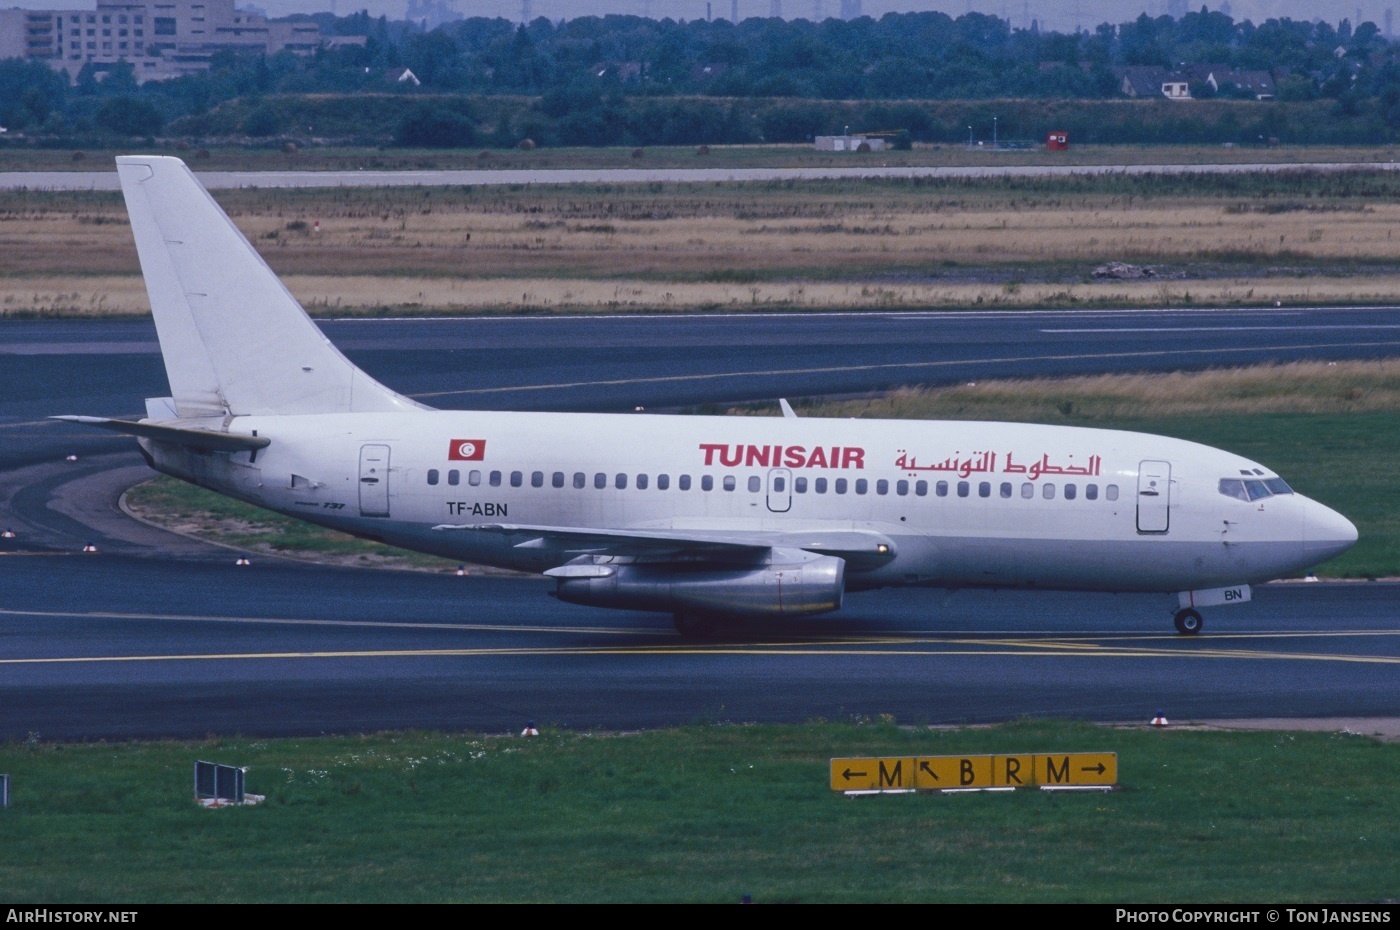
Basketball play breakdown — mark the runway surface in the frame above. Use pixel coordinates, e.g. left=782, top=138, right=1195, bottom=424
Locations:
left=1, top=308, right=1398, bottom=739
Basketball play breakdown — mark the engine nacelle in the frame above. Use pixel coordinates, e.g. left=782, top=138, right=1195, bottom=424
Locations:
left=547, top=546, right=845, bottom=618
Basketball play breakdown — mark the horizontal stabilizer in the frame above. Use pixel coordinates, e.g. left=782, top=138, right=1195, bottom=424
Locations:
left=52, top=416, right=270, bottom=453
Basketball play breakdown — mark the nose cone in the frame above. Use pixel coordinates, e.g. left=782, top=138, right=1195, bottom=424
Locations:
left=1302, top=499, right=1359, bottom=565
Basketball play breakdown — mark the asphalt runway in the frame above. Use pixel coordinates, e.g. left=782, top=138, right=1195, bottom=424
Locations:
left=1, top=308, right=1398, bottom=739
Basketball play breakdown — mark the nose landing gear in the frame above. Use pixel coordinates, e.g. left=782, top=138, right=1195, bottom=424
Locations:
left=1173, top=608, right=1204, bottom=635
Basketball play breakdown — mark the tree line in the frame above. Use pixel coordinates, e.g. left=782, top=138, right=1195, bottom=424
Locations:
left=2, top=9, right=1399, bottom=145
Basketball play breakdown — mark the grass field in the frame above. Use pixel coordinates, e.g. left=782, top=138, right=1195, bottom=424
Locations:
left=0, top=720, right=1395, bottom=903
left=7, top=155, right=1400, bottom=314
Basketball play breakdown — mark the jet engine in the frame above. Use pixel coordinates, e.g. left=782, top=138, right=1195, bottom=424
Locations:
left=545, top=546, right=845, bottom=618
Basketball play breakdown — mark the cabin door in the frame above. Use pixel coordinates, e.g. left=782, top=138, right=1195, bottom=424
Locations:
left=359, top=444, right=391, bottom=518
left=766, top=468, right=793, bottom=513
left=1136, top=459, right=1171, bottom=534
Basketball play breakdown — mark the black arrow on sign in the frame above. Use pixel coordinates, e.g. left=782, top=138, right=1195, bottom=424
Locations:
left=919, top=761, right=939, bottom=781
left=842, top=768, right=867, bottom=781
left=1080, top=763, right=1107, bottom=775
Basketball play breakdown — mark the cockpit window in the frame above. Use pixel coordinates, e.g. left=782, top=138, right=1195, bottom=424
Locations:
left=1218, top=479, right=1249, bottom=501
left=1221, top=476, right=1294, bottom=501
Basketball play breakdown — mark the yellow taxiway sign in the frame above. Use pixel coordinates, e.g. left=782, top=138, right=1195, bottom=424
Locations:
left=831, top=752, right=1117, bottom=792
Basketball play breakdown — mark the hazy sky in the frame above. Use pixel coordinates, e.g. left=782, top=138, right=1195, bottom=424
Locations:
left=2, top=1, right=1385, bottom=36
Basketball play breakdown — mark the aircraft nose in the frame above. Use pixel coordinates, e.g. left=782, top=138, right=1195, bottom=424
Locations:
left=1302, top=499, right=1358, bottom=564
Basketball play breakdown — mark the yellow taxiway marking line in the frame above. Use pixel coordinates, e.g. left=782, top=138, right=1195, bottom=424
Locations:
left=412, top=340, right=1400, bottom=399
left=2, top=643, right=1398, bottom=666
left=0, top=607, right=652, bottom=637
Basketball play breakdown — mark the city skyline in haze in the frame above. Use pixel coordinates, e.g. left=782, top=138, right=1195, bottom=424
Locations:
left=1, top=0, right=1388, bottom=36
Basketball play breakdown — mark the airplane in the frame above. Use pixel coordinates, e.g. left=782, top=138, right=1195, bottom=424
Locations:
left=58, top=155, right=1359, bottom=639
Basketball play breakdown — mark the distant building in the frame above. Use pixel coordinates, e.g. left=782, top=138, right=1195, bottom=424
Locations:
left=814, top=134, right=885, bottom=152
left=0, top=0, right=360, bottom=84
left=1117, top=65, right=1196, bottom=101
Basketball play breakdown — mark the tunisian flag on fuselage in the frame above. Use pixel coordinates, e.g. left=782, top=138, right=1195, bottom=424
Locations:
left=448, top=439, right=487, bottom=461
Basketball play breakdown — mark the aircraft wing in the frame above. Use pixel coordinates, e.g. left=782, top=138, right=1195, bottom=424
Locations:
left=433, top=522, right=895, bottom=568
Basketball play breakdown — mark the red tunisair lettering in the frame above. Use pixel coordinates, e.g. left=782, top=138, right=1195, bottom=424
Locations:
left=699, top=443, right=865, bottom=469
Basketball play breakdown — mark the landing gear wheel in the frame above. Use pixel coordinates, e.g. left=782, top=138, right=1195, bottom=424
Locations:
left=673, top=611, right=719, bottom=640
left=1173, top=608, right=1204, bottom=636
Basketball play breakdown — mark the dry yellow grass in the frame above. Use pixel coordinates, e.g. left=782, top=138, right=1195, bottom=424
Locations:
left=4, top=178, right=1400, bottom=314
left=9, top=272, right=1400, bottom=316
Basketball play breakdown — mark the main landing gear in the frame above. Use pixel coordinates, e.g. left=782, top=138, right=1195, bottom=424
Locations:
left=1173, top=608, right=1204, bottom=636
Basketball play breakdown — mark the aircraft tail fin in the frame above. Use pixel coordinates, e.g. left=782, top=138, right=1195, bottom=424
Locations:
left=116, top=155, right=425, bottom=418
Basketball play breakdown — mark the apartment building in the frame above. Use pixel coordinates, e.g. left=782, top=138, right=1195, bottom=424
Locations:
left=1, top=0, right=327, bottom=82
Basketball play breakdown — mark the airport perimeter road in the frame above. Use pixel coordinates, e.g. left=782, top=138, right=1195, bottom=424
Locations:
left=5, top=162, right=1400, bottom=191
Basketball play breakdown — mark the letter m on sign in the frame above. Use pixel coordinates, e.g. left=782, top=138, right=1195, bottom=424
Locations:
left=878, top=759, right=904, bottom=788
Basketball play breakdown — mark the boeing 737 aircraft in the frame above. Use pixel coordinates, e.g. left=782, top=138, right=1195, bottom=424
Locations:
left=59, top=156, right=1359, bottom=638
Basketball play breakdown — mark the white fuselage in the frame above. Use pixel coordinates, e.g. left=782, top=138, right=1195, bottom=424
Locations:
left=140, top=409, right=1357, bottom=596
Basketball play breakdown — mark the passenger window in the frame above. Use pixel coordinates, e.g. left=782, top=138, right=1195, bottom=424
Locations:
left=795, top=477, right=807, bottom=493
left=1021, top=483, right=1033, bottom=499
left=723, top=476, right=736, bottom=491
left=896, top=480, right=908, bottom=496
left=637, top=474, right=649, bottom=490
left=1043, top=483, right=1056, bottom=500
left=1106, top=484, right=1119, bottom=501
left=448, top=469, right=460, bottom=486
left=573, top=472, right=586, bottom=489
left=1219, top=479, right=1249, bottom=501
left=937, top=481, right=948, bottom=497
left=915, top=480, right=928, bottom=497
left=835, top=478, right=848, bottom=494
left=957, top=481, right=969, bottom=498
left=701, top=476, right=713, bottom=491
left=427, top=469, right=439, bottom=486
left=1000, top=482, right=1012, bottom=498
left=855, top=479, right=868, bottom=495
left=658, top=474, right=670, bottom=490
left=1085, top=483, right=1098, bottom=500
left=771, top=476, right=785, bottom=493
left=468, top=470, right=481, bottom=487
left=978, top=481, right=991, bottom=498
left=553, top=472, right=565, bottom=488
left=1065, top=483, right=1077, bottom=500
left=594, top=473, right=606, bottom=489
left=815, top=477, right=828, bottom=494
left=531, top=471, right=544, bottom=488
left=877, top=479, right=889, bottom=495
left=489, top=471, right=502, bottom=487
left=680, top=475, right=692, bottom=491
left=615, top=473, right=628, bottom=490
left=748, top=476, right=761, bottom=492
left=510, top=471, right=523, bottom=488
